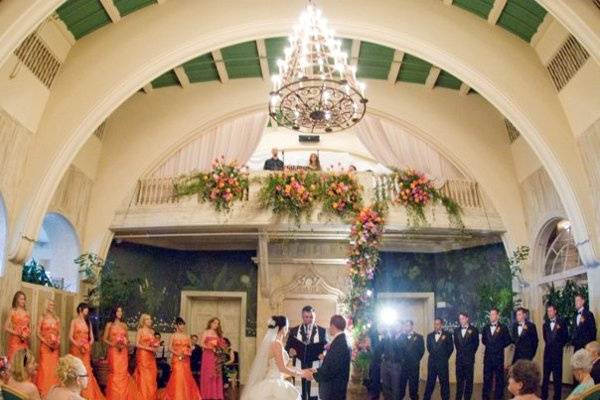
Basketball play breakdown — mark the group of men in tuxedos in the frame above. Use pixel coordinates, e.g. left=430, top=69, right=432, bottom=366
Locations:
left=375, top=293, right=596, bottom=400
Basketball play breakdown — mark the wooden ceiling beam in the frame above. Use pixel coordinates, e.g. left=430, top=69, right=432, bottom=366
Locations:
left=173, top=66, right=190, bottom=88
left=387, top=50, right=404, bottom=84
left=459, top=82, right=471, bottom=96
left=425, top=66, right=441, bottom=89
left=256, top=39, right=270, bottom=81
left=350, top=39, right=361, bottom=66
left=488, top=0, right=508, bottom=25
left=99, top=0, right=121, bottom=23
left=211, top=49, right=229, bottom=84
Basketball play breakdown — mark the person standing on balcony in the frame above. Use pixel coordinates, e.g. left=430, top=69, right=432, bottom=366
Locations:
left=263, top=148, right=284, bottom=171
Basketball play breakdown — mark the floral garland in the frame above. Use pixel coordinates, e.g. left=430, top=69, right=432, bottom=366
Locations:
left=321, top=173, right=363, bottom=220
left=173, top=157, right=248, bottom=212
left=390, top=169, right=463, bottom=228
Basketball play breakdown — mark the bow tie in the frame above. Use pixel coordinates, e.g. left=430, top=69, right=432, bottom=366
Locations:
left=491, top=324, right=497, bottom=327
left=461, top=326, right=468, bottom=330
left=519, top=323, right=524, bottom=326
left=550, top=319, right=556, bottom=323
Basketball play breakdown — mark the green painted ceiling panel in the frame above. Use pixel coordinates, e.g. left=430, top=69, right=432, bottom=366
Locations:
left=56, top=0, right=111, bottom=40
left=397, top=54, right=432, bottom=84
left=151, top=70, right=179, bottom=88
left=497, top=0, right=547, bottom=42
left=183, top=53, right=219, bottom=83
left=114, top=0, right=157, bottom=17
left=453, top=0, right=494, bottom=19
left=221, top=41, right=262, bottom=79
left=357, top=42, right=394, bottom=80
left=265, top=37, right=288, bottom=75
left=436, top=70, right=462, bottom=90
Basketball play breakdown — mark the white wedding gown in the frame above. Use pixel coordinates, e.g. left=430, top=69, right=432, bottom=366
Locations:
left=242, top=349, right=301, bottom=400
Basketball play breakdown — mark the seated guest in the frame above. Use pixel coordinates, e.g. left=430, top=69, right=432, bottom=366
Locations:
left=0, top=355, right=10, bottom=385
left=47, top=355, right=88, bottom=400
left=508, top=359, right=541, bottom=400
left=585, top=341, right=600, bottom=384
left=222, top=337, right=239, bottom=400
left=5, top=349, right=41, bottom=400
left=190, top=334, right=202, bottom=386
left=308, top=153, right=321, bottom=171
left=566, top=349, right=596, bottom=399
left=263, top=148, right=284, bottom=171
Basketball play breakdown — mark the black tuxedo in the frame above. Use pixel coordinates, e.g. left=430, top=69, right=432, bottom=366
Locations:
left=511, top=321, right=539, bottom=363
left=542, top=317, right=569, bottom=400
left=481, top=322, right=511, bottom=400
left=314, top=333, right=351, bottom=400
left=380, top=335, right=403, bottom=400
left=424, top=331, right=453, bottom=400
left=286, top=324, right=327, bottom=400
left=453, top=325, right=479, bottom=400
left=572, top=308, right=597, bottom=351
left=399, top=332, right=425, bottom=400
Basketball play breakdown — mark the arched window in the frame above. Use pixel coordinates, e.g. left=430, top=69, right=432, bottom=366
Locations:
left=28, top=213, right=80, bottom=292
left=0, top=194, right=7, bottom=275
left=542, top=219, right=582, bottom=276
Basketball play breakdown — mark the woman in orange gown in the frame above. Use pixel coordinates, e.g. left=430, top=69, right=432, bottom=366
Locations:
left=134, top=314, right=159, bottom=400
left=4, top=291, right=31, bottom=362
left=35, top=298, right=61, bottom=397
left=163, top=317, right=201, bottom=400
left=69, top=302, right=105, bottom=400
left=103, top=306, right=139, bottom=400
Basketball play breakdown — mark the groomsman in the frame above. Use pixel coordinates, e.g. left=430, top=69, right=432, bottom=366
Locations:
left=453, top=312, right=479, bottom=400
left=572, top=294, right=597, bottom=352
left=511, top=307, right=539, bottom=363
left=380, top=324, right=403, bottom=400
left=423, top=318, right=453, bottom=400
left=481, top=307, right=511, bottom=400
left=399, top=320, right=424, bottom=400
left=541, top=303, right=569, bottom=400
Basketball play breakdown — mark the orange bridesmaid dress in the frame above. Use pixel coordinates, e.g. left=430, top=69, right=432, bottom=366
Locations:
left=35, top=317, right=60, bottom=397
left=105, top=323, right=139, bottom=400
left=70, top=320, right=105, bottom=400
left=163, top=335, right=201, bottom=400
left=134, top=329, right=158, bottom=400
left=6, top=310, right=30, bottom=362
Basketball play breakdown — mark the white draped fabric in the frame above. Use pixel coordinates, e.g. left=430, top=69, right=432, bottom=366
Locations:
left=150, top=112, right=268, bottom=177
left=354, top=116, right=463, bottom=182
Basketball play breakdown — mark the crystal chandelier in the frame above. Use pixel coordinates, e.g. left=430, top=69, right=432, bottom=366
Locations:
left=268, top=1, right=367, bottom=134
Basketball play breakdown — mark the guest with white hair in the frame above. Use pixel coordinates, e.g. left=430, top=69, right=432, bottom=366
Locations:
left=585, top=341, right=600, bottom=384
left=566, top=349, right=596, bottom=399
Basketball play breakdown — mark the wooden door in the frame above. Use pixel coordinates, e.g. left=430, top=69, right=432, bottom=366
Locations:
left=188, top=297, right=242, bottom=352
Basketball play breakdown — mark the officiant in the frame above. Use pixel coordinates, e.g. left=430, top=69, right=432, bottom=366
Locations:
left=286, top=305, right=328, bottom=400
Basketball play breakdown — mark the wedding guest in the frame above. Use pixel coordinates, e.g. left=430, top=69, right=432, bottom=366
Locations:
left=263, top=148, right=284, bottom=171
left=481, top=307, right=511, bottom=400
left=69, top=302, right=105, bottom=400
left=423, top=318, right=453, bottom=400
left=4, top=291, right=31, bottom=362
left=366, top=329, right=382, bottom=400
left=190, top=334, right=202, bottom=386
left=155, top=331, right=171, bottom=388
left=0, top=355, right=10, bottom=385
left=453, top=312, right=479, bottom=400
left=47, top=354, right=89, bottom=400
left=35, top=298, right=61, bottom=397
left=5, top=348, right=40, bottom=400
left=201, top=317, right=226, bottom=400
left=222, top=337, right=239, bottom=400
left=585, top=341, right=600, bottom=384
left=103, top=306, right=138, bottom=400
left=511, top=307, right=539, bottom=363
left=566, top=349, right=596, bottom=399
left=379, top=324, right=402, bottom=400
left=542, top=303, right=569, bottom=400
left=399, top=320, right=424, bottom=400
left=347, top=165, right=357, bottom=172
left=134, top=314, right=159, bottom=400
left=308, top=153, right=321, bottom=171
left=572, top=294, right=597, bottom=352
left=164, top=317, right=201, bottom=400
left=508, top=360, right=541, bottom=400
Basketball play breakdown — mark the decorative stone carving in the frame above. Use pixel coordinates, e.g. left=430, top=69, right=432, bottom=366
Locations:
left=269, top=266, right=345, bottom=309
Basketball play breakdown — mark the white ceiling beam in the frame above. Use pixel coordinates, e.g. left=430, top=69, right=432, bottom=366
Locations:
left=99, top=0, right=121, bottom=23
left=442, top=0, right=454, bottom=5
left=459, top=82, right=471, bottom=96
left=425, top=66, right=441, bottom=89
left=487, top=0, right=508, bottom=25
left=211, top=49, right=229, bottom=84
left=350, top=39, right=361, bottom=66
left=142, top=84, right=153, bottom=94
left=387, top=50, right=404, bottom=84
left=173, top=66, right=190, bottom=88
left=256, top=39, right=270, bottom=81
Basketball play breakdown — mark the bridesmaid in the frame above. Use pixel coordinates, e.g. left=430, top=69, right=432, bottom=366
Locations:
left=4, top=291, right=31, bottom=362
left=36, top=298, right=61, bottom=397
left=69, top=302, right=105, bottom=400
left=200, top=318, right=225, bottom=400
left=163, top=317, right=201, bottom=400
left=134, top=314, right=159, bottom=400
left=103, top=306, right=138, bottom=400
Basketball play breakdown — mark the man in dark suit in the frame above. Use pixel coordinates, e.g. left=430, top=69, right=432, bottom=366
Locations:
left=379, top=324, right=403, bottom=400
left=399, top=320, right=425, bottom=400
left=572, top=294, right=597, bottom=352
left=585, top=341, right=600, bottom=384
left=190, top=334, right=203, bottom=387
left=285, top=305, right=327, bottom=400
left=423, top=318, right=453, bottom=400
left=481, top=307, right=511, bottom=400
left=310, top=314, right=352, bottom=400
left=541, top=303, right=569, bottom=400
left=511, top=307, right=539, bottom=363
left=454, top=312, right=479, bottom=400
left=263, top=147, right=285, bottom=171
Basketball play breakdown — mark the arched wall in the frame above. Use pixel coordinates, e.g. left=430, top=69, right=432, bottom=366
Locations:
left=0, top=193, right=7, bottom=276
left=83, top=79, right=527, bottom=258
left=4, top=0, right=599, bottom=266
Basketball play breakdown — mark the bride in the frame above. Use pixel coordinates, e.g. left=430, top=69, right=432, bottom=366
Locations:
left=242, top=315, right=311, bottom=400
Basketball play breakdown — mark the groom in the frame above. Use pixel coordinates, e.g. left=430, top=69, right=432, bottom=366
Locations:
left=307, top=315, right=352, bottom=400
left=286, top=305, right=328, bottom=400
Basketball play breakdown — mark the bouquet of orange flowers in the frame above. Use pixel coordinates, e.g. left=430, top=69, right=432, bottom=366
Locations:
left=259, top=170, right=321, bottom=223
left=19, top=326, right=31, bottom=343
left=79, top=341, right=90, bottom=354
left=115, top=334, right=127, bottom=351
left=47, top=333, right=59, bottom=351
left=321, top=173, right=363, bottom=219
